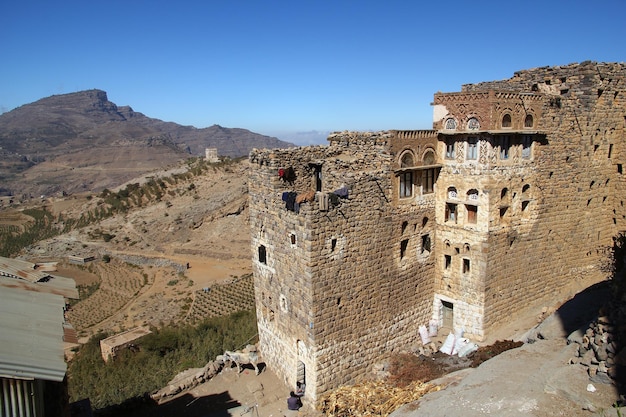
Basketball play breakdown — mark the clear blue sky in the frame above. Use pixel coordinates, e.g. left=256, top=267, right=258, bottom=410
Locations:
left=1, top=0, right=624, bottom=145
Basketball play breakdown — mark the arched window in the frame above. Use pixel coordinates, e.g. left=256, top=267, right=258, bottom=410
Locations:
left=502, top=114, right=512, bottom=128
left=524, top=114, right=534, bottom=128
left=400, top=151, right=414, bottom=168
left=421, top=150, right=438, bottom=194
left=445, top=118, right=457, bottom=130
left=399, top=151, right=415, bottom=198
left=501, top=188, right=509, bottom=199
left=467, top=189, right=478, bottom=201
left=423, top=150, right=436, bottom=165
left=467, top=117, right=480, bottom=130
left=447, top=186, right=457, bottom=199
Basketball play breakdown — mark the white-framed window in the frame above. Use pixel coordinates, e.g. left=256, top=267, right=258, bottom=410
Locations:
left=421, top=168, right=437, bottom=194
left=467, top=137, right=478, bottom=160
left=445, top=138, right=455, bottom=159
left=445, top=203, right=457, bottom=223
left=399, top=171, right=413, bottom=198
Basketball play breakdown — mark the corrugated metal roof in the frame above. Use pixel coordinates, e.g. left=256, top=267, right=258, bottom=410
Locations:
left=0, top=257, right=50, bottom=283
left=0, top=275, right=79, bottom=299
left=0, top=256, right=78, bottom=299
left=0, top=287, right=67, bottom=382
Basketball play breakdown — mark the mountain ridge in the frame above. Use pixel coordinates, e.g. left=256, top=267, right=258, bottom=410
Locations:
left=0, top=89, right=295, bottom=197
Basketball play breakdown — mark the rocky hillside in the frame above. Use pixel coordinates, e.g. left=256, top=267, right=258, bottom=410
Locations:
left=0, top=90, right=294, bottom=197
left=11, top=157, right=252, bottom=337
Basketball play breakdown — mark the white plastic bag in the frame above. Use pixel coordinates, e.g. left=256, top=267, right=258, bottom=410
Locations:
left=419, top=325, right=431, bottom=345
left=458, top=342, right=478, bottom=357
left=428, top=320, right=438, bottom=337
left=440, top=333, right=456, bottom=355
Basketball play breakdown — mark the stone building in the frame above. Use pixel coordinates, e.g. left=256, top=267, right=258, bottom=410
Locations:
left=248, top=62, right=626, bottom=402
left=205, top=148, right=219, bottom=163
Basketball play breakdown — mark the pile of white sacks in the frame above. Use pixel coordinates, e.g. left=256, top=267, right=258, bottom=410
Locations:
left=418, top=322, right=479, bottom=357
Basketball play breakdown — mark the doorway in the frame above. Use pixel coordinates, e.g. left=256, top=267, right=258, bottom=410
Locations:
left=441, top=300, right=454, bottom=331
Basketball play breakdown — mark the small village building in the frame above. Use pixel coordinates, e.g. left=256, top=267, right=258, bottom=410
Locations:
left=99, top=327, right=152, bottom=362
left=0, top=256, right=78, bottom=417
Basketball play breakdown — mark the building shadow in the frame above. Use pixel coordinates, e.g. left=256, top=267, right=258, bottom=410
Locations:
left=553, top=280, right=611, bottom=337
left=93, top=391, right=241, bottom=417
left=549, top=236, right=626, bottom=403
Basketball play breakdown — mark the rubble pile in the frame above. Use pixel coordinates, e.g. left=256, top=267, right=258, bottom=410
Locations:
left=568, top=310, right=626, bottom=385
left=151, top=344, right=262, bottom=401
left=150, top=357, right=226, bottom=401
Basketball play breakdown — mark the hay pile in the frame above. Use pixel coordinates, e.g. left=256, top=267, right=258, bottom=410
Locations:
left=317, top=380, right=441, bottom=417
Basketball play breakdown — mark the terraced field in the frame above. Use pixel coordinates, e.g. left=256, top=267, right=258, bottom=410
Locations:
left=186, top=274, right=255, bottom=322
left=66, top=259, right=148, bottom=330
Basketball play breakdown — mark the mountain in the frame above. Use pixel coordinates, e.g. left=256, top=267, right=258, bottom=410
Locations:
left=0, top=90, right=294, bottom=197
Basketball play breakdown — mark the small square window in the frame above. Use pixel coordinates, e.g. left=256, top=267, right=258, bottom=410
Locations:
left=521, top=200, right=529, bottom=211
left=445, top=203, right=457, bottom=223
left=466, top=205, right=477, bottom=224
left=258, top=245, right=267, bottom=264
left=400, top=239, right=409, bottom=259
left=421, top=234, right=431, bottom=254
left=463, top=258, right=470, bottom=273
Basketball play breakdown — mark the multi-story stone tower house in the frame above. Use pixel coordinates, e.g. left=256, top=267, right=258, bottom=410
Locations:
left=248, top=62, right=626, bottom=402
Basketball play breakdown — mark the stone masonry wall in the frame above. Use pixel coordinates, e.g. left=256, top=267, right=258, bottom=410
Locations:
left=249, top=131, right=437, bottom=401
left=463, top=62, right=626, bottom=332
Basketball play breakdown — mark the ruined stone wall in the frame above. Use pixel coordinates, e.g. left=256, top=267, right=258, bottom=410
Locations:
left=249, top=131, right=437, bottom=400
left=462, top=62, right=626, bottom=331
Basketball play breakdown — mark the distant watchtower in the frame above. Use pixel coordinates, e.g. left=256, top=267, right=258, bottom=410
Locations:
left=205, top=148, right=219, bottom=163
